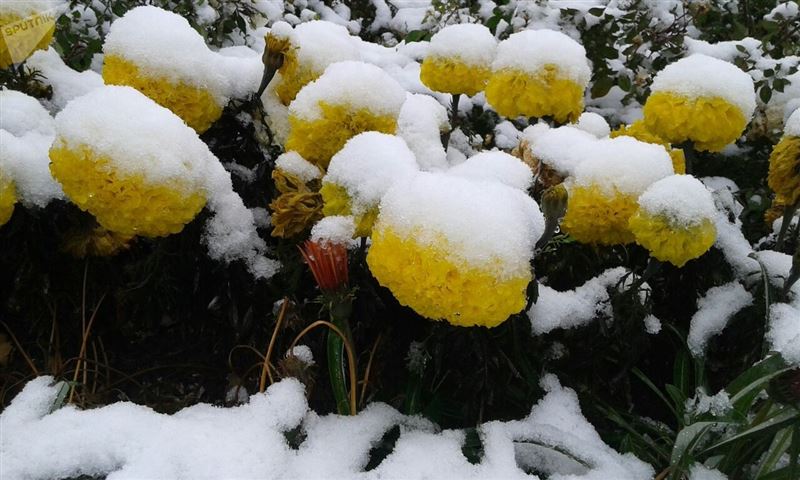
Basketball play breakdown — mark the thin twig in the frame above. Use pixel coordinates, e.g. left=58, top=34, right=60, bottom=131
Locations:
left=359, top=333, right=382, bottom=408
left=0, top=321, right=39, bottom=376
left=68, top=293, right=107, bottom=405
left=260, top=297, right=289, bottom=392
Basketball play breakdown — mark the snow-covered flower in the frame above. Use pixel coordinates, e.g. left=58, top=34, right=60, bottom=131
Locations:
left=767, top=109, right=800, bottom=207
left=366, top=173, right=544, bottom=327
left=269, top=152, right=323, bottom=239
left=49, top=86, right=209, bottom=237
left=102, top=6, right=229, bottom=133
left=260, top=21, right=359, bottom=106
left=561, top=137, right=674, bottom=245
left=611, top=121, right=686, bottom=174
left=629, top=175, right=717, bottom=267
left=285, top=61, right=406, bottom=168
left=0, top=1, right=62, bottom=68
left=419, top=24, right=496, bottom=97
left=320, top=132, right=418, bottom=237
left=485, top=30, right=590, bottom=123
left=642, top=54, right=756, bottom=152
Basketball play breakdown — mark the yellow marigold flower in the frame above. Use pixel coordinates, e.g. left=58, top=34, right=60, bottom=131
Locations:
left=269, top=168, right=323, bottom=239
left=320, top=182, right=376, bottom=238
left=366, top=173, right=544, bottom=328
left=611, top=121, right=686, bottom=174
left=285, top=61, right=406, bottom=168
left=560, top=136, right=674, bottom=245
left=103, top=55, right=223, bottom=133
left=62, top=226, right=133, bottom=258
left=419, top=24, right=496, bottom=96
left=261, top=21, right=359, bottom=106
left=561, top=185, right=639, bottom=245
left=767, top=135, right=800, bottom=206
left=0, top=172, right=16, bottom=227
left=642, top=54, right=755, bottom=152
left=0, top=1, right=58, bottom=69
left=50, top=141, right=206, bottom=237
left=102, top=6, right=233, bottom=133
left=485, top=30, right=590, bottom=122
left=629, top=175, right=717, bottom=267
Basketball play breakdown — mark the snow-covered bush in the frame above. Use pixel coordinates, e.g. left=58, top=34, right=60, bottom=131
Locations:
left=1, top=1, right=799, bottom=479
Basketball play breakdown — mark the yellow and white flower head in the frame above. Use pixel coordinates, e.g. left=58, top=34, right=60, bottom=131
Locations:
left=50, top=86, right=278, bottom=278
left=610, top=121, right=686, bottom=174
left=367, top=172, right=545, bottom=328
left=286, top=61, right=406, bottom=168
left=263, top=20, right=359, bottom=106
left=0, top=0, right=63, bottom=69
left=102, top=6, right=232, bottom=133
left=561, top=136, right=674, bottom=245
left=419, top=23, right=497, bottom=96
left=447, top=151, right=534, bottom=191
left=629, top=175, right=717, bottom=267
left=768, top=108, right=800, bottom=207
left=643, top=54, right=756, bottom=152
left=485, top=29, right=590, bottom=123
left=320, top=132, right=419, bottom=237
left=0, top=90, right=64, bottom=225
left=521, top=123, right=601, bottom=181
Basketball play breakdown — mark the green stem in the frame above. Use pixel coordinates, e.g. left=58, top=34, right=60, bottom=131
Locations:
left=441, top=93, right=461, bottom=148
left=777, top=200, right=800, bottom=251
left=327, top=298, right=353, bottom=415
left=680, top=141, right=696, bottom=175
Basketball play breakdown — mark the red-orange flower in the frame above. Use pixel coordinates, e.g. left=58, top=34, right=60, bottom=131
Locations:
left=299, top=240, right=349, bottom=293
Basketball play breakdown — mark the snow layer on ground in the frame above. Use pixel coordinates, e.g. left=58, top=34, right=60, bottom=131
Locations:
left=649, top=54, right=756, bottom=119
left=0, top=374, right=653, bottom=479
left=529, top=267, right=628, bottom=335
left=687, top=282, right=753, bottom=357
left=0, top=90, right=63, bottom=207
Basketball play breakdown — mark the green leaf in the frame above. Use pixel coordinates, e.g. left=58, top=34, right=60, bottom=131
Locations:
left=727, top=355, right=791, bottom=412
left=632, top=368, right=679, bottom=420
left=591, top=76, right=614, bottom=98
left=701, top=408, right=799, bottom=455
left=760, top=86, right=773, bottom=103
left=404, top=30, right=431, bottom=43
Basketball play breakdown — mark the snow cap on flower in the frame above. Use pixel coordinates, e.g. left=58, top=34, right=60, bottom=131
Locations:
left=397, top=93, right=449, bottom=172
left=286, top=61, right=406, bottom=168
left=265, top=20, right=360, bottom=105
left=485, top=29, right=590, bottom=122
left=275, top=151, right=322, bottom=183
left=630, top=175, right=717, bottom=266
left=102, top=6, right=233, bottom=132
left=575, top=112, right=611, bottom=138
left=785, top=108, right=800, bottom=137
left=321, top=132, right=418, bottom=236
left=522, top=124, right=599, bottom=177
left=643, top=54, right=755, bottom=152
left=419, top=23, right=497, bottom=96
left=367, top=172, right=544, bottom=327
left=448, top=151, right=533, bottom=191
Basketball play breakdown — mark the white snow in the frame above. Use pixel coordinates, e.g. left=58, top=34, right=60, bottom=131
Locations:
left=575, top=112, right=611, bottom=138
left=0, top=90, right=63, bottom=207
left=649, top=54, right=756, bottom=120
left=522, top=123, right=601, bottom=177
left=397, top=93, right=449, bottom=171
left=376, top=172, right=544, bottom=278
left=529, top=267, right=628, bottom=335
left=54, top=86, right=278, bottom=278
left=0, top=374, right=653, bottom=480
left=287, top=345, right=315, bottom=366
left=25, top=48, right=105, bottom=112
left=425, top=23, right=497, bottom=66
left=447, top=151, right=533, bottom=191
left=492, top=29, right=591, bottom=86
left=269, top=20, right=360, bottom=74
left=688, top=463, right=729, bottom=480
left=324, top=132, right=419, bottom=214
left=288, top=61, right=406, bottom=121
left=784, top=107, right=800, bottom=137
left=636, top=175, right=717, bottom=227
left=687, top=282, right=753, bottom=357
left=275, top=151, right=322, bottom=182
left=686, top=388, right=732, bottom=418
left=310, top=216, right=357, bottom=245
left=0, top=0, right=65, bottom=16
left=570, top=136, right=674, bottom=196
left=643, top=314, right=662, bottom=335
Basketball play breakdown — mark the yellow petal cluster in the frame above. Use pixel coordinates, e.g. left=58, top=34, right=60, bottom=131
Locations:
left=102, top=55, right=223, bottom=133
left=767, top=135, right=800, bottom=206
left=285, top=102, right=397, bottom=169
left=62, top=226, right=133, bottom=258
left=49, top=140, right=206, bottom=237
left=0, top=172, right=16, bottom=227
left=0, top=12, right=55, bottom=69
left=269, top=168, right=323, bottom=238
left=611, top=121, right=686, bottom=174
left=642, top=92, right=747, bottom=152
left=367, top=227, right=530, bottom=327
left=485, top=65, right=584, bottom=123
left=420, top=57, right=491, bottom=97
left=629, top=212, right=716, bottom=267
left=319, top=182, right=377, bottom=238
left=561, top=185, right=638, bottom=245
